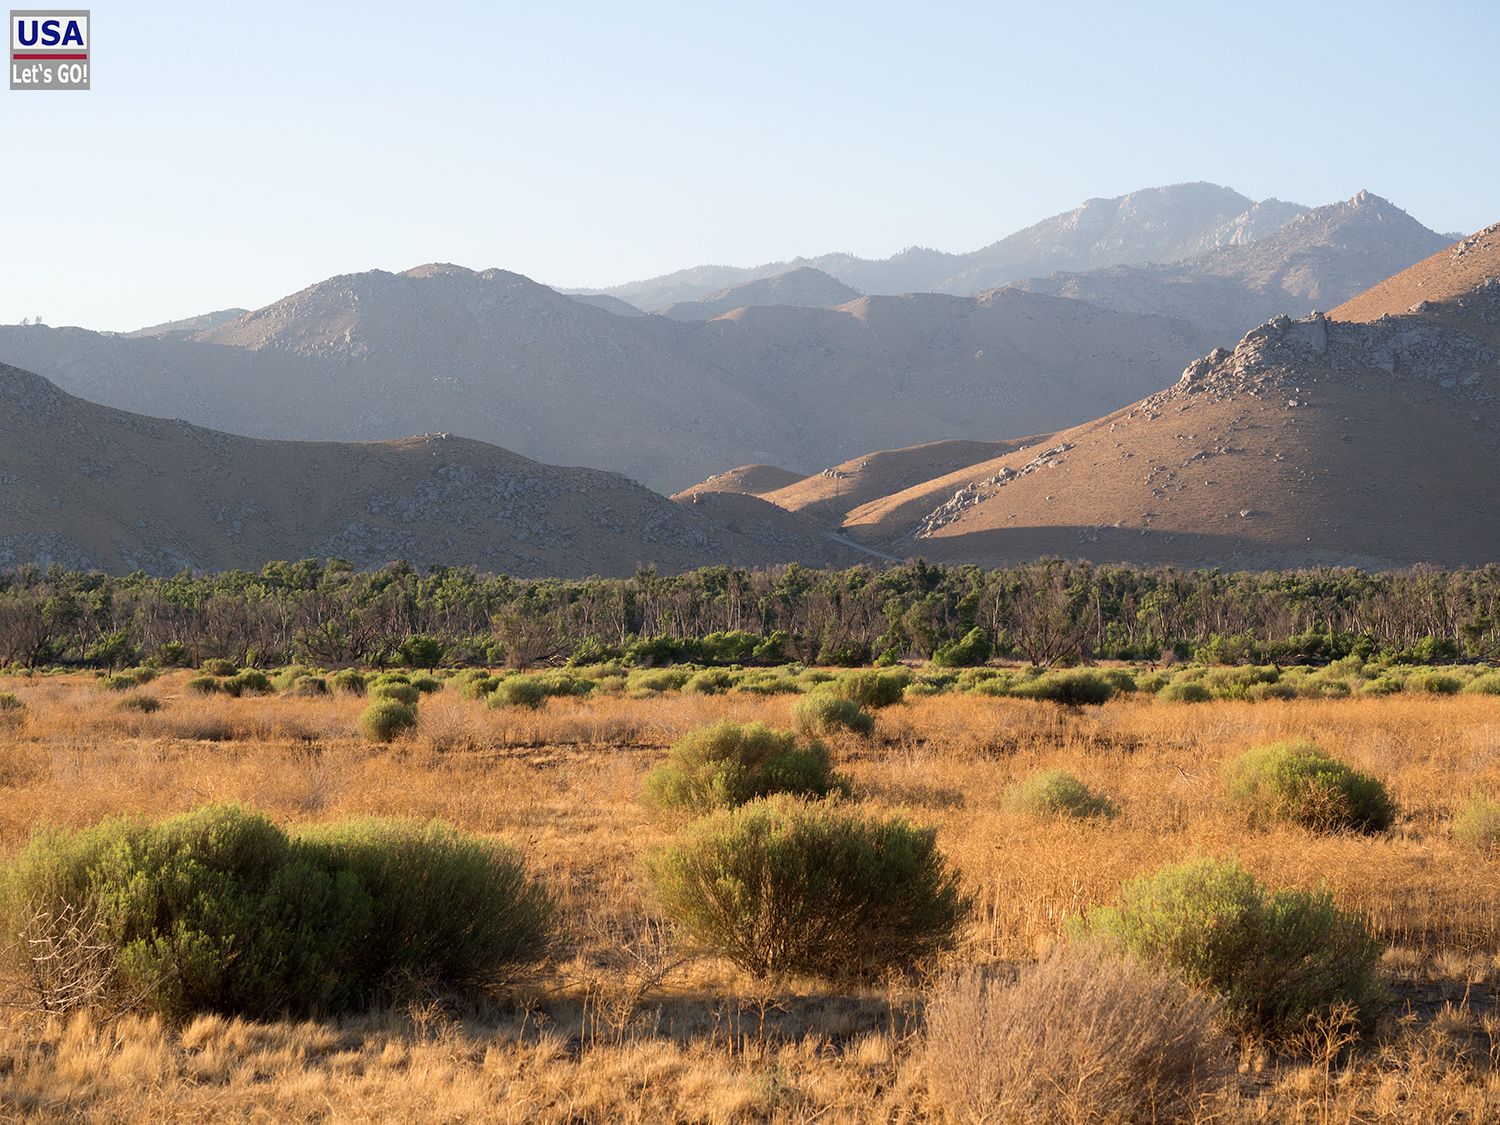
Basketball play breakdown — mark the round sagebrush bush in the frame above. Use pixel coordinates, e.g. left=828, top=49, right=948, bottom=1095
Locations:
left=0, top=691, right=24, bottom=712
left=358, top=700, right=418, bottom=743
left=222, top=669, right=272, bottom=698
left=925, top=950, right=1233, bottom=1124
left=184, top=675, right=220, bottom=695
left=488, top=676, right=547, bottom=710
left=97, top=673, right=139, bottom=693
left=1224, top=741, right=1394, bottom=834
left=1009, top=669, right=1116, bottom=706
left=642, top=721, right=847, bottom=813
left=683, top=668, right=735, bottom=695
left=645, top=796, right=969, bottom=981
left=200, top=658, right=238, bottom=678
left=1461, top=673, right=1500, bottom=696
left=117, top=693, right=162, bottom=714
left=369, top=681, right=420, bottom=707
left=1071, top=857, right=1385, bottom=1037
left=791, top=691, right=875, bottom=737
left=1452, top=794, right=1500, bottom=856
left=1158, top=680, right=1212, bottom=703
left=4, top=805, right=554, bottom=1020
left=1, top=805, right=362, bottom=1019
left=295, top=817, right=554, bottom=992
left=1409, top=671, right=1462, bottom=695
left=409, top=674, right=443, bottom=694
left=831, top=669, right=907, bottom=709
left=326, top=668, right=367, bottom=696
left=1002, top=769, right=1118, bottom=820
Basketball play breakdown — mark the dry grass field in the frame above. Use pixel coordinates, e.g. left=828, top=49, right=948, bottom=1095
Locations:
left=2, top=671, right=1500, bottom=1121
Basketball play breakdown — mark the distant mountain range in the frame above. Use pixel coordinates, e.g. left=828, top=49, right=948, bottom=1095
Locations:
left=578, top=183, right=1311, bottom=309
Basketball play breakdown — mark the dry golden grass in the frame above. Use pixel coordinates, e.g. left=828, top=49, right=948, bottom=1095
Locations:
left=1, top=672, right=1499, bottom=1121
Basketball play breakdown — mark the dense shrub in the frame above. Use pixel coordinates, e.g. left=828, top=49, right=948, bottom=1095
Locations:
left=1452, top=795, right=1500, bottom=856
left=409, top=674, right=443, bottom=694
left=452, top=671, right=499, bottom=700
left=831, top=669, right=907, bottom=709
left=1002, top=770, right=1117, bottom=820
left=489, top=676, right=547, bottom=710
left=295, top=818, right=553, bottom=991
left=222, top=670, right=272, bottom=698
left=1224, top=741, right=1394, bottom=834
left=0, top=692, right=23, bottom=712
left=1462, top=673, right=1500, bottom=696
left=184, top=675, right=219, bottom=695
left=1408, top=671, right=1462, bottom=695
left=646, top=796, right=968, bottom=980
left=730, top=669, right=800, bottom=695
left=118, top=694, right=162, bottom=714
left=201, top=659, right=238, bottom=677
left=925, top=950, right=1232, bottom=1123
left=1072, top=857, right=1385, bottom=1036
left=358, top=700, right=418, bottom=743
left=625, top=667, right=694, bottom=695
left=683, top=668, right=735, bottom=695
left=2, top=806, right=552, bottom=1019
left=1246, top=680, right=1299, bottom=702
left=932, top=628, right=992, bottom=668
left=643, top=722, right=845, bottom=813
left=326, top=668, right=367, bottom=695
left=98, top=673, right=138, bottom=693
left=790, top=691, right=875, bottom=737
left=369, top=681, right=420, bottom=707
left=1010, top=669, right=1115, bottom=706
left=1158, top=680, right=1212, bottom=704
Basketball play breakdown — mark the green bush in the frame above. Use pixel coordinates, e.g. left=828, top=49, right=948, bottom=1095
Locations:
left=831, top=669, right=907, bottom=709
left=683, top=668, right=735, bottom=695
left=358, top=700, right=418, bottom=743
left=1461, top=674, right=1500, bottom=696
left=1224, top=741, right=1394, bottom=834
left=642, top=722, right=846, bottom=813
left=98, top=673, right=139, bottom=693
left=646, top=796, right=968, bottom=980
left=625, top=667, right=693, bottom=694
left=369, top=681, right=420, bottom=707
left=201, top=659, right=238, bottom=677
left=730, top=670, right=800, bottom=695
left=184, top=675, right=219, bottom=695
left=3, top=805, right=552, bottom=1019
left=1409, top=671, right=1462, bottom=695
left=1246, top=681, right=1299, bottom=702
left=296, top=817, right=553, bottom=992
left=398, top=635, right=446, bottom=670
left=326, top=668, right=367, bottom=696
left=791, top=691, right=875, bottom=737
left=453, top=671, right=499, bottom=700
left=0, top=692, right=23, bottom=712
left=1360, top=675, right=1406, bottom=696
left=118, top=694, right=162, bottom=714
left=1010, top=670, right=1115, bottom=706
left=1071, top=857, right=1385, bottom=1037
left=222, top=670, right=272, bottom=698
left=1452, top=795, right=1500, bottom=856
left=489, top=676, right=547, bottom=710
left=1158, top=680, right=1212, bottom=704
left=932, top=628, right=992, bottom=668
left=1003, top=770, right=1117, bottom=820
left=409, top=674, right=443, bottom=694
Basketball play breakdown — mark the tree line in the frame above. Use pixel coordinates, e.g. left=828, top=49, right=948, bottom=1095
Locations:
left=0, top=558, right=1496, bottom=670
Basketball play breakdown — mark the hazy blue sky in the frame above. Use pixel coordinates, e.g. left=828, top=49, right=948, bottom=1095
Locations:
left=4, top=0, right=1495, bottom=329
